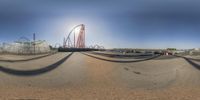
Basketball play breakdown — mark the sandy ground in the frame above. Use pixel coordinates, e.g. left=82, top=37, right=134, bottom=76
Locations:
left=1, top=52, right=200, bottom=100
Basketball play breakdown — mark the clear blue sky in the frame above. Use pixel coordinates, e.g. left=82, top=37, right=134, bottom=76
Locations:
left=0, top=0, right=200, bottom=49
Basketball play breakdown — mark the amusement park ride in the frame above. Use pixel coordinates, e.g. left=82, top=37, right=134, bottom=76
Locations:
left=62, top=24, right=104, bottom=50
left=63, top=24, right=85, bottom=48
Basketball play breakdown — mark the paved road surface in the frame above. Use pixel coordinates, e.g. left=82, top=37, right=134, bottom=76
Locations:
left=1, top=52, right=200, bottom=100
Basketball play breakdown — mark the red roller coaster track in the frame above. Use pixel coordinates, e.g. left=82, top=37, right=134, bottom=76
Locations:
left=63, top=24, right=85, bottom=48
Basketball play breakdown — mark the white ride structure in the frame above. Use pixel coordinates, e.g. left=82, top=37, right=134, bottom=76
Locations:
left=0, top=37, right=51, bottom=54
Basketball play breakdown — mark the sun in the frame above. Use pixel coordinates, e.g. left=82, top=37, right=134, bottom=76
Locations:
left=74, top=27, right=81, bottom=34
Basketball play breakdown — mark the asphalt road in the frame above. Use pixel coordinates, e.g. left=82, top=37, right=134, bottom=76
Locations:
left=1, top=52, right=200, bottom=100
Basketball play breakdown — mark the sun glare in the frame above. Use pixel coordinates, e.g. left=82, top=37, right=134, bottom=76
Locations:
left=74, top=27, right=81, bottom=33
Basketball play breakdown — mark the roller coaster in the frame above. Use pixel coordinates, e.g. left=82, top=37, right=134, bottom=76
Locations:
left=62, top=24, right=104, bottom=51
left=63, top=24, right=85, bottom=48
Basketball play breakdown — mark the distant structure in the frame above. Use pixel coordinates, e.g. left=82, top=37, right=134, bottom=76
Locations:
left=189, top=48, right=200, bottom=55
left=0, top=43, right=3, bottom=53
left=62, top=24, right=105, bottom=51
left=63, top=24, right=85, bottom=48
left=193, top=48, right=200, bottom=51
left=54, top=43, right=62, bottom=48
left=0, top=36, right=51, bottom=54
left=88, top=45, right=105, bottom=49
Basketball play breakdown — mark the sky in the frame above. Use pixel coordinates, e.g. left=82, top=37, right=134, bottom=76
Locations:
left=0, top=0, right=200, bottom=49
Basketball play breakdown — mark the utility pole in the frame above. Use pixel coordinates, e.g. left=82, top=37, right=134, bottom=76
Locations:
left=33, top=33, right=36, bottom=55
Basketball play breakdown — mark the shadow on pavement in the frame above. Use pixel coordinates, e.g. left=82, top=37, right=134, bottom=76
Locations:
left=81, top=52, right=160, bottom=63
left=90, top=51, right=153, bottom=59
left=0, top=53, right=73, bottom=76
left=0, top=52, right=57, bottom=63
left=183, top=57, right=200, bottom=70
left=185, top=58, right=200, bottom=62
left=153, top=55, right=178, bottom=60
left=175, top=55, right=200, bottom=70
